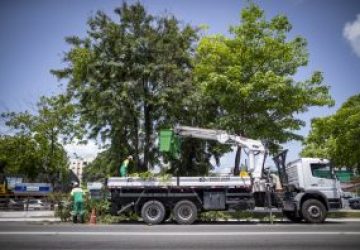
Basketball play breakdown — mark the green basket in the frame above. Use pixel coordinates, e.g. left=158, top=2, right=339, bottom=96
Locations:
left=159, top=129, right=181, bottom=159
left=159, top=130, right=174, bottom=152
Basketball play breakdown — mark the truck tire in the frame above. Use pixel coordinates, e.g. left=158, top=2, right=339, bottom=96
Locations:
left=283, top=211, right=303, bottom=223
left=301, top=199, right=326, bottom=223
left=173, top=200, right=197, bottom=225
left=141, top=200, right=165, bottom=225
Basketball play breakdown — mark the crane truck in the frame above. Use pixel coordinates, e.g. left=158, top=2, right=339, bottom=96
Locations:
left=106, top=126, right=342, bottom=224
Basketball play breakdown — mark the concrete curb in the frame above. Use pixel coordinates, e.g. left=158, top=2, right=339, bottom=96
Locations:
left=0, top=218, right=359, bottom=223
left=217, top=218, right=360, bottom=222
left=0, top=211, right=60, bottom=222
left=326, top=218, right=360, bottom=222
left=0, top=217, right=61, bottom=222
left=0, top=211, right=55, bottom=218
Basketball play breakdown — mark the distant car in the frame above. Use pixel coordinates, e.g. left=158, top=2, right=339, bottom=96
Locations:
left=341, top=192, right=354, bottom=199
left=25, top=199, right=51, bottom=210
left=8, top=199, right=24, bottom=210
left=54, top=200, right=70, bottom=209
left=348, top=197, right=360, bottom=209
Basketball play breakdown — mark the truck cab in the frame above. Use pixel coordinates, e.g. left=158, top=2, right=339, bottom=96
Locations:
left=281, top=157, right=342, bottom=223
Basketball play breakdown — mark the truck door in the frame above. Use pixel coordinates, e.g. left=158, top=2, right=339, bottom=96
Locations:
left=306, top=162, right=341, bottom=200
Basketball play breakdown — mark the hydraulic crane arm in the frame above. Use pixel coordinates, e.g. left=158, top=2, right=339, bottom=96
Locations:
left=174, top=126, right=267, bottom=178
left=174, top=126, right=265, bottom=153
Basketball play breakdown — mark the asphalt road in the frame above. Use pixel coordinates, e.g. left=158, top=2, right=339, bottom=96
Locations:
left=0, top=221, right=359, bottom=250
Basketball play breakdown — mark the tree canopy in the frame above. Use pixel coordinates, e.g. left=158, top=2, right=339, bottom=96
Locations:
left=194, top=4, right=334, bottom=173
left=0, top=95, right=73, bottom=184
left=51, top=2, right=200, bottom=175
left=2, top=3, right=342, bottom=181
left=302, top=94, right=360, bottom=171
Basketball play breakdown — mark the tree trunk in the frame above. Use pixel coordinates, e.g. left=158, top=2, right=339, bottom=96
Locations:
left=143, top=78, right=153, bottom=171
left=233, top=146, right=241, bottom=176
left=133, top=115, right=141, bottom=172
left=143, top=104, right=152, bottom=171
left=49, top=128, right=55, bottom=184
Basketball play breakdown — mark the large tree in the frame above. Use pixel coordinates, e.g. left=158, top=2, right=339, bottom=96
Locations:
left=52, top=2, right=199, bottom=174
left=194, top=4, right=334, bottom=174
left=0, top=95, right=74, bottom=184
left=302, top=94, right=360, bottom=172
left=0, top=135, right=42, bottom=180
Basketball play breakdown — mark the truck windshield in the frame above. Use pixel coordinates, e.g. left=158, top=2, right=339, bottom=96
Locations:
left=310, top=163, right=334, bottom=179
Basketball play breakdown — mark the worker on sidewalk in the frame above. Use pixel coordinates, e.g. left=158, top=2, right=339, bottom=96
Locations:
left=119, top=155, right=133, bottom=177
left=70, top=182, right=85, bottom=223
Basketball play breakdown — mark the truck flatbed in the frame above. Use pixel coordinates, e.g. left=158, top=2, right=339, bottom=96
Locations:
left=107, top=176, right=251, bottom=188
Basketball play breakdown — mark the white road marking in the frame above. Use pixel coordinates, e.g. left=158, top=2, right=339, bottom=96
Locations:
left=0, top=231, right=359, bottom=236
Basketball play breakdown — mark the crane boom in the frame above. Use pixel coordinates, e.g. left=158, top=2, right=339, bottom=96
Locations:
left=174, top=126, right=265, bottom=152
left=174, top=125, right=267, bottom=179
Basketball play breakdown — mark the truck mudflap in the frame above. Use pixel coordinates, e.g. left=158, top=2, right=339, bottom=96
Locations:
left=282, top=200, right=296, bottom=212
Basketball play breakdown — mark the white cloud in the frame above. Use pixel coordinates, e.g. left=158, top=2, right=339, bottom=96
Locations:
left=64, top=140, right=103, bottom=160
left=343, top=14, right=360, bottom=57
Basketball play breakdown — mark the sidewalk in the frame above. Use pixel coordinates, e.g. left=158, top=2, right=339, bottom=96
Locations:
left=0, top=210, right=60, bottom=222
left=0, top=210, right=359, bottom=223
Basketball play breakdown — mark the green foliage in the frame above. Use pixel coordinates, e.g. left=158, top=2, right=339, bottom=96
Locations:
left=68, top=47, right=93, bottom=83
left=0, top=135, right=38, bottom=179
left=301, top=117, right=335, bottom=159
left=194, top=4, right=333, bottom=173
left=302, top=94, right=360, bottom=170
left=55, top=202, right=72, bottom=222
left=131, top=171, right=154, bottom=179
left=98, top=214, right=125, bottom=224
left=54, top=196, right=141, bottom=223
left=327, top=211, right=360, bottom=218
left=51, top=2, right=200, bottom=175
left=230, top=210, right=255, bottom=221
left=82, top=150, right=113, bottom=182
left=199, top=210, right=282, bottom=222
left=2, top=2, right=338, bottom=180
left=128, top=171, right=172, bottom=183
left=85, top=199, right=110, bottom=219
left=200, top=211, right=232, bottom=222
left=260, top=214, right=277, bottom=222
left=52, top=193, right=72, bottom=222
left=0, top=95, right=77, bottom=184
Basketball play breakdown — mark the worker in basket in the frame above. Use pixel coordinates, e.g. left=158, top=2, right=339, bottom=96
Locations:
left=119, top=155, right=133, bottom=177
left=70, top=182, right=85, bottom=223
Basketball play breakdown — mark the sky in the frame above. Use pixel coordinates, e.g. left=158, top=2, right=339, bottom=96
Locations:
left=0, top=0, right=359, bottom=167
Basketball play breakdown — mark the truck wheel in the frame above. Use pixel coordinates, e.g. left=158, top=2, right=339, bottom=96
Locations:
left=283, top=211, right=303, bottom=222
left=301, top=199, right=326, bottom=223
left=173, top=200, right=197, bottom=225
left=141, top=200, right=165, bottom=225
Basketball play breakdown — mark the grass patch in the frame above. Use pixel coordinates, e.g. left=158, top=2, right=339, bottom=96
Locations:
left=328, top=211, right=360, bottom=218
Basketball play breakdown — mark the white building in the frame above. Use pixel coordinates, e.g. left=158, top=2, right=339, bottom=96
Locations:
left=69, top=157, right=94, bottom=183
